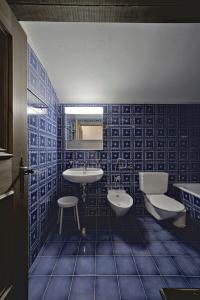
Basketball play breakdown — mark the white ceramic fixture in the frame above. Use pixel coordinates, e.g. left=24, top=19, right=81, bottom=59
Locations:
left=107, top=189, right=133, bottom=217
left=139, top=172, right=186, bottom=228
left=62, top=167, right=104, bottom=184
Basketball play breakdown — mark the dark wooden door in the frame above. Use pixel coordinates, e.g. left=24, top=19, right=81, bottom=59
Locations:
left=0, top=2, right=28, bottom=299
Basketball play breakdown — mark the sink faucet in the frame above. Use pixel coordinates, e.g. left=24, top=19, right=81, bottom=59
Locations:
left=116, top=158, right=126, bottom=171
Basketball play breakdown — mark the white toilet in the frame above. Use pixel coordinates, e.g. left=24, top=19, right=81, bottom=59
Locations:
left=107, top=189, right=133, bottom=217
left=139, top=172, right=186, bottom=228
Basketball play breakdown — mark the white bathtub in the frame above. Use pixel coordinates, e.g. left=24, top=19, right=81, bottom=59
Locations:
left=173, top=183, right=200, bottom=198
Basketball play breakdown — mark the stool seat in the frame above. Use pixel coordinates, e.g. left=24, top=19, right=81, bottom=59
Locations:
left=58, top=196, right=78, bottom=208
left=57, top=196, right=80, bottom=234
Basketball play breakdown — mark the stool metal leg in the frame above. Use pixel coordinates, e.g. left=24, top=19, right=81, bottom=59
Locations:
left=57, top=207, right=61, bottom=224
left=73, top=207, right=76, bottom=222
left=75, top=205, right=80, bottom=231
left=59, top=207, right=63, bottom=235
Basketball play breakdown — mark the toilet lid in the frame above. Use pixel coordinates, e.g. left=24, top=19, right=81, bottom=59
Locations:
left=146, top=194, right=185, bottom=212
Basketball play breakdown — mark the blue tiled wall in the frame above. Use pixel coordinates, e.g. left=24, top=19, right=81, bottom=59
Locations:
left=28, top=46, right=59, bottom=266
left=58, top=104, right=200, bottom=219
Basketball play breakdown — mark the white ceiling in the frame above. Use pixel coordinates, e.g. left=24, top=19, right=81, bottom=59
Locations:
left=21, top=22, right=200, bottom=104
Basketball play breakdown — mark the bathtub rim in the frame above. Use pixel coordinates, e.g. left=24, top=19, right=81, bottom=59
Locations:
left=173, top=183, right=200, bottom=199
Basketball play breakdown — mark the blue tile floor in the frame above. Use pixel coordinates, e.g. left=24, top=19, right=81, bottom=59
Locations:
left=29, top=215, right=200, bottom=299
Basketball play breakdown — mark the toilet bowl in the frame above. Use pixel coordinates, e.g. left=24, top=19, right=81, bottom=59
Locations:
left=107, top=189, right=133, bottom=217
left=139, top=172, right=186, bottom=228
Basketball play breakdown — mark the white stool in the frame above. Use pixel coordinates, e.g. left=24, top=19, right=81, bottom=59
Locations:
left=57, top=196, right=80, bottom=234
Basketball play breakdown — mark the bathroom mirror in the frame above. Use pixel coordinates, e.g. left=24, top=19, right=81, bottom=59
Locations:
left=65, top=106, right=103, bottom=150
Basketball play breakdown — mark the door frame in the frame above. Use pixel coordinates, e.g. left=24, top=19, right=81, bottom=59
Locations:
left=0, top=21, right=12, bottom=152
left=0, top=1, right=28, bottom=299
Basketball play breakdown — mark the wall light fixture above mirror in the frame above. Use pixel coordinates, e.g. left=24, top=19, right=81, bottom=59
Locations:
left=65, top=106, right=103, bottom=150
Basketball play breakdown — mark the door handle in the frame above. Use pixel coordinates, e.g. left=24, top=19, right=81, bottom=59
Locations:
left=20, top=166, right=34, bottom=175
left=19, top=158, right=34, bottom=193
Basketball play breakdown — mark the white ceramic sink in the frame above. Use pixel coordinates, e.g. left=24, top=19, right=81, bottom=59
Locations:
left=62, top=168, right=104, bottom=184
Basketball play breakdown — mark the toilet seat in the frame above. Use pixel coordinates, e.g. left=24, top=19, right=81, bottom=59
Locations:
left=146, top=194, right=185, bottom=212
left=108, top=193, right=133, bottom=208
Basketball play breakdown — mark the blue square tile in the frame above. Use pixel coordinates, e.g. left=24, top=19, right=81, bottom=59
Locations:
left=53, top=256, right=76, bottom=275
left=119, top=276, right=146, bottom=300
left=41, top=242, right=64, bottom=256
left=31, top=257, right=56, bottom=275
left=142, top=276, right=166, bottom=300
left=122, top=116, right=131, bottom=125
left=115, top=256, right=137, bottom=275
left=181, top=242, right=200, bottom=256
left=30, top=152, right=38, bottom=166
left=111, top=230, right=127, bottom=241
left=183, top=192, right=190, bottom=201
left=135, top=140, right=143, bottom=148
left=154, top=256, right=181, bottom=276
left=75, top=256, right=95, bottom=275
left=30, top=209, right=38, bottom=227
left=123, top=105, right=131, bottom=114
left=134, top=151, right=143, bottom=160
left=96, top=230, right=111, bottom=241
left=145, top=104, right=154, bottom=114
left=135, top=256, right=159, bottom=275
left=96, top=242, right=113, bottom=255
left=155, top=230, right=176, bottom=241
left=135, top=128, right=143, bottom=137
left=29, top=48, right=38, bottom=71
left=113, top=242, right=131, bottom=255
left=147, top=242, right=168, bottom=255
left=112, top=140, right=120, bottom=149
left=78, top=242, right=95, bottom=255
left=29, top=276, right=49, bottom=300
left=193, top=256, right=200, bottom=268
left=164, top=276, right=189, bottom=288
left=30, top=226, right=39, bottom=247
left=70, top=276, right=94, bottom=300
left=112, top=151, right=120, bottom=160
left=187, top=277, right=200, bottom=288
left=130, top=242, right=150, bottom=256
left=123, top=128, right=131, bottom=137
left=125, top=232, right=143, bottom=242
left=96, top=256, right=116, bottom=275
left=173, top=256, right=200, bottom=276
left=95, top=276, right=120, bottom=300
left=112, top=105, right=120, bottom=114
left=43, top=276, right=72, bottom=300
left=60, top=242, right=79, bottom=255
left=123, top=140, right=131, bottom=148
left=112, top=128, right=120, bottom=137
left=112, top=116, right=120, bottom=125
left=135, top=105, right=144, bottom=114
left=163, top=241, right=186, bottom=255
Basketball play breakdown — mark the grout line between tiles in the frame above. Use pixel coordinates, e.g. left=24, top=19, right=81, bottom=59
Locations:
left=131, top=253, right=148, bottom=300
left=111, top=240, right=122, bottom=300
left=149, top=251, right=169, bottom=288
left=41, top=242, right=65, bottom=300
left=67, top=240, right=81, bottom=300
